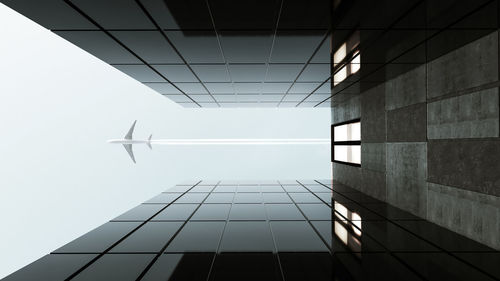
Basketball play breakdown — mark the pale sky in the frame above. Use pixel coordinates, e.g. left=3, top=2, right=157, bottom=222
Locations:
left=0, top=3, right=331, bottom=278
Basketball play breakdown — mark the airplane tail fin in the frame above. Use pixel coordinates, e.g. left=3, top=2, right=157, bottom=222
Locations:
left=146, top=134, right=153, bottom=150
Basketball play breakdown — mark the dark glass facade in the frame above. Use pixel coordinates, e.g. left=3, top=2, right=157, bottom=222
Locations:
left=1, top=0, right=331, bottom=108
left=4, top=180, right=499, bottom=280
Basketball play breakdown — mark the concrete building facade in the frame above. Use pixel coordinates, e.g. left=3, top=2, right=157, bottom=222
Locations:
left=330, top=0, right=500, bottom=249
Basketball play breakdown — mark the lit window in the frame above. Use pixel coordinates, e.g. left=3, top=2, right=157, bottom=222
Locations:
left=332, top=119, right=361, bottom=166
left=350, top=51, right=360, bottom=74
left=334, top=121, right=360, bottom=141
left=334, top=145, right=360, bottom=164
left=333, top=43, right=347, bottom=64
left=332, top=31, right=360, bottom=86
left=333, top=65, right=347, bottom=86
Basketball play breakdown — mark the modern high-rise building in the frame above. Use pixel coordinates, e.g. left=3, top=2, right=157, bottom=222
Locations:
left=1, top=0, right=499, bottom=280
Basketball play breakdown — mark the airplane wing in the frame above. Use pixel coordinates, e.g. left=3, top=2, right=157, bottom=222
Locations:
left=122, top=144, right=136, bottom=163
left=124, top=120, right=137, bottom=140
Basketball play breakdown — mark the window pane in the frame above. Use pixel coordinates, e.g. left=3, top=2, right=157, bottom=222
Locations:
left=350, top=52, right=360, bottom=74
left=333, top=31, right=360, bottom=88
left=333, top=43, right=346, bottom=64
left=334, top=122, right=360, bottom=142
left=333, top=65, right=347, bottom=86
left=334, top=145, right=361, bottom=164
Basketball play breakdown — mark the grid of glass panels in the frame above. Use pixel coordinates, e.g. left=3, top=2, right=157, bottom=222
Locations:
left=5, top=180, right=498, bottom=281
left=1, top=1, right=332, bottom=108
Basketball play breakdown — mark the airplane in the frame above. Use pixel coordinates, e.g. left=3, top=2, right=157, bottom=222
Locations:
left=108, top=121, right=330, bottom=163
left=107, top=120, right=152, bottom=163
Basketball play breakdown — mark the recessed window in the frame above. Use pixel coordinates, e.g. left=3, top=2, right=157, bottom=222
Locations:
left=332, top=119, right=361, bottom=166
left=350, top=51, right=361, bottom=74
left=332, top=31, right=360, bottom=86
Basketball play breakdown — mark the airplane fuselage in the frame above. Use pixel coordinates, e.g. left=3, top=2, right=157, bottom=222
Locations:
left=107, top=139, right=150, bottom=144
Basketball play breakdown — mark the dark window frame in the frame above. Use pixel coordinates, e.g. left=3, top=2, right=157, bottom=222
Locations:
left=331, top=118, right=361, bottom=167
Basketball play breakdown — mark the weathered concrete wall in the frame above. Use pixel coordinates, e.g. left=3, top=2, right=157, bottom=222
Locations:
left=427, top=88, right=499, bottom=139
left=331, top=28, right=500, bottom=249
left=386, top=143, right=427, bottom=217
left=427, top=183, right=500, bottom=248
left=426, top=32, right=499, bottom=100
left=428, top=139, right=500, bottom=196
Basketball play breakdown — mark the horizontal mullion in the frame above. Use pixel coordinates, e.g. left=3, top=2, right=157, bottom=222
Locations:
left=332, top=160, right=361, bottom=167
left=333, top=141, right=360, bottom=145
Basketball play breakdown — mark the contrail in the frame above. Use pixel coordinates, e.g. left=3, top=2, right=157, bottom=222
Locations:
left=108, top=120, right=329, bottom=163
left=150, top=139, right=330, bottom=145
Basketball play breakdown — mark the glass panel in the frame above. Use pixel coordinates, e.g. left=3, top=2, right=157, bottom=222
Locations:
left=262, top=193, right=292, bottom=203
left=219, top=221, right=274, bottom=252
left=333, top=43, right=346, bottom=64
left=229, top=204, right=267, bottom=220
left=334, top=145, right=361, bottom=164
left=166, top=222, right=225, bottom=252
left=265, top=204, right=305, bottom=220
left=333, top=31, right=360, bottom=87
left=152, top=204, right=199, bottom=221
left=191, top=204, right=231, bottom=220
left=333, top=122, right=361, bottom=142
left=297, top=204, right=332, bottom=220
left=270, top=221, right=329, bottom=252
left=110, top=222, right=183, bottom=253
left=351, top=52, right=361, bottom=74
left=333, top=65, right=347, bottom=86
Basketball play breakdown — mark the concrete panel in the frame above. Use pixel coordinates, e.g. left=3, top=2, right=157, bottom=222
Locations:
left=386, top=142, right=427, bottom=180
left=386, top=142, right=427, bottom=217
left=386, top=64, right=426, bottom=110
left=428, top=139, right=500, bottom=197
left=387, top=103, right=427, bottom=142
left=427, top=31, right=498, bottom=99
left=428, top=88, right=499, bottom=139
left=361, top=84, right=386, bottom=142
left=361, top=169, right=387, bottom=201
left=332, top=162, right=362, bottom=191
left=387, top=174, right=427, bottom=217
left=427, top=182, right=500, bottom=250
left=332, top=94, right=361, bottom=124
left=361, top=143, right=386, bottom=172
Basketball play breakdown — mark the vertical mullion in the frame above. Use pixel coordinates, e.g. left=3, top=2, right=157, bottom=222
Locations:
left=64, top=181, right=203, bottom=281
left=135, top=181, right=219, bottom=280
left=262, top=183, right=286, bottom=281
left=204, top=182, right=236, bottom=281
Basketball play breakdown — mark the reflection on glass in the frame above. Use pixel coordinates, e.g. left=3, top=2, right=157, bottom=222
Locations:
left=334, top=221, right=348, bottom=244
left=334, top=221, right=361, bottom=253
left=333, top=202, right=363, bottom=255
left=351, top=213, right=362, bottom=236
left=334, top=202, right=348, bottom=220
